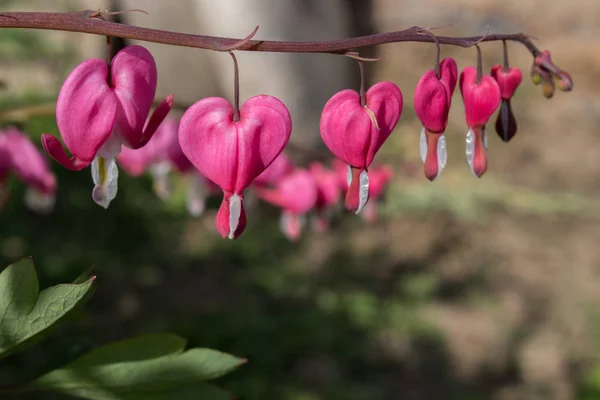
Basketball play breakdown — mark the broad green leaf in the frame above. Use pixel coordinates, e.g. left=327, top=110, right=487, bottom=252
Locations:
left=31, top=334, right=246, bottom=400
left=0, top=257, right=96, bottom=358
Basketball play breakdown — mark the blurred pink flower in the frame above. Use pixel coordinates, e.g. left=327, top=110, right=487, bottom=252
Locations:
left=255, top=168, right=318, bottom=241
left=0, top=127, right=57, bottom=214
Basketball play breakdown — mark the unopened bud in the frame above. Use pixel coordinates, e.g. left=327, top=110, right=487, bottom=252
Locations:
left=557, top=71, right=574, bottom=92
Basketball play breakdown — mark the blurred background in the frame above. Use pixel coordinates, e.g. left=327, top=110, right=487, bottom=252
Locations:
left=1, top=0, right=599, bottom=399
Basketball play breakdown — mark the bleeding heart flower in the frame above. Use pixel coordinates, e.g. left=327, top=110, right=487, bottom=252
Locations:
left=253, top=151, right=294, bottom=187
left=491, top=64, right=522, bottom=142
left=255, top=168, right=318, bottom=241
left=362, top=164, right=393, bottom=223
left=179, top=95, right=292, bottom=239
left=414, top=57, right=457, bottom=181
left=1, top=127, right=57, bottom=214
left=308, top=161, right=341, bottom=232
left=459, top=66, right=501, bottom=177
left=320, top=81, right=402, bottom=214
left=41, top=45, right=173, bottom=209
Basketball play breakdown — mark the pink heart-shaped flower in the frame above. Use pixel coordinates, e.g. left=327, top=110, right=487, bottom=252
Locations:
left=320, top=81, right=402, bottom=169
left=179, top=94, right=292, bottom=239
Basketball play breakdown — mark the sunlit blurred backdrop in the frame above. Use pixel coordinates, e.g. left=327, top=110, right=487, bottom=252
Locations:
left=1, top=0, right=599, bottom=399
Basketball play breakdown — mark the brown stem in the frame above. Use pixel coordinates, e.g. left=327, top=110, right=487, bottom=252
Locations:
left=502, top=39, right=509, bottom=71
left=419, top=29, right=441, bottom=78
left=0, top=11, right=542, bottom=57
left=357, top=60, right=366, bottom=106
left=475, top=44, right=483, bottom=83
left=229, top=51, right=240, bottom=122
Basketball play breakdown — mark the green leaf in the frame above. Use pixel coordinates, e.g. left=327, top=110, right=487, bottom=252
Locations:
left=31, top=334, right=246, bottom=400
left=0, top=257, right=96, bottom=358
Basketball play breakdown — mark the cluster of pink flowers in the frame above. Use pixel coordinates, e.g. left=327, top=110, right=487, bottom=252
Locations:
left=0, top=127, right=56, bottom=214
left=37, top=44, right=571, bottom=239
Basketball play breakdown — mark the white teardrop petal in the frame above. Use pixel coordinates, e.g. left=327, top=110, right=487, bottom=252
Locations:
left=91, top=156, right=119, bottom=209
left=465, top=128, right=475, bottom=176
left=356, top=169, right=370, bottom=214
left=483, top=127, right=489, bottom=151
left=228, top=193, right=242, bottom=239
left=436, top=134, right=447, bottom=179
left=419, top=127, right=427, bottom=163
left=346, top=165, right=352, bottom=188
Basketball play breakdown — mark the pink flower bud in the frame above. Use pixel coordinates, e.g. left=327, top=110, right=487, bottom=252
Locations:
left=320, top=81, right=402, bottom=214
left=459, top=66, right=501, bottom=178
left=41, top=45, right=173, bottom=209
left=254, top=168, right=318, bottom=241
left=414, top=57, right=457, bottom=181
left=179, top=95, right=292, bottom=239
left=490, top=65, right=522, bottom=100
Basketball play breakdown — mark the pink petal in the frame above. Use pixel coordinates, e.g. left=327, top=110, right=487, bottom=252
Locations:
left=7, top=128, right=56, bottom=193
left=491, top=65, right=522, bottom=100
left=56, top=59, right=117, bottom=163
left=138, top=94, right=174, bottom=148
left=41, top=134, right=91, bottom=171
left=460, top=67, right=501, bottom=127
left=235, top=95, right=292, bottom=192
left=320, top=89, right=372, bottom=168
left=440, top=57, right=458, bottom=98
left=178, top=97, right=239, bottom=192
left=414, top=70, right=451, bottom=133
left=255, top=168, right=317, bottom=214
left=364, top=82, right=403, bottom=166
left=111, top=46, right=158, bottom=148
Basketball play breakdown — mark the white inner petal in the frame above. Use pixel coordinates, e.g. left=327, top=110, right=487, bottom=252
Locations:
left=483, top=127, right=489, bottom=151
left=91, top=157, right=119, bottom=209
left=228, top=193, right=242, bottom=239
left=24, top=188, right=55, bottom=214
left=465, top=128, right=475, bottom=175
left=436, top=133, right=447, bottom=179
left=419, top=127, right=427, bottom=164
left=96, top=132, right=123, bottom=159
left=346, top=165, right=352, bottom=188
left=356, top=169, right=370, bottom=215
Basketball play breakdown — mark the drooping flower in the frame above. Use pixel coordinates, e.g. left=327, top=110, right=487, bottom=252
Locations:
left=179, top=95, right=292, bottom=239
left=41, top=45, right=173, bottom=209
left=459, top=65, right=501, bottom=177
left=361, top=164, right=393, bottom=223
left=320, top=81, right=402, bottom=214
left=490, top=64, right=522, bottom=142
left=308, top=161, right=341, bottom=231
left=254, top=168, right=318, bottom=241
left=0, top=128, right=57, bottom=213
left=414, top=57, right=458, bottom=181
